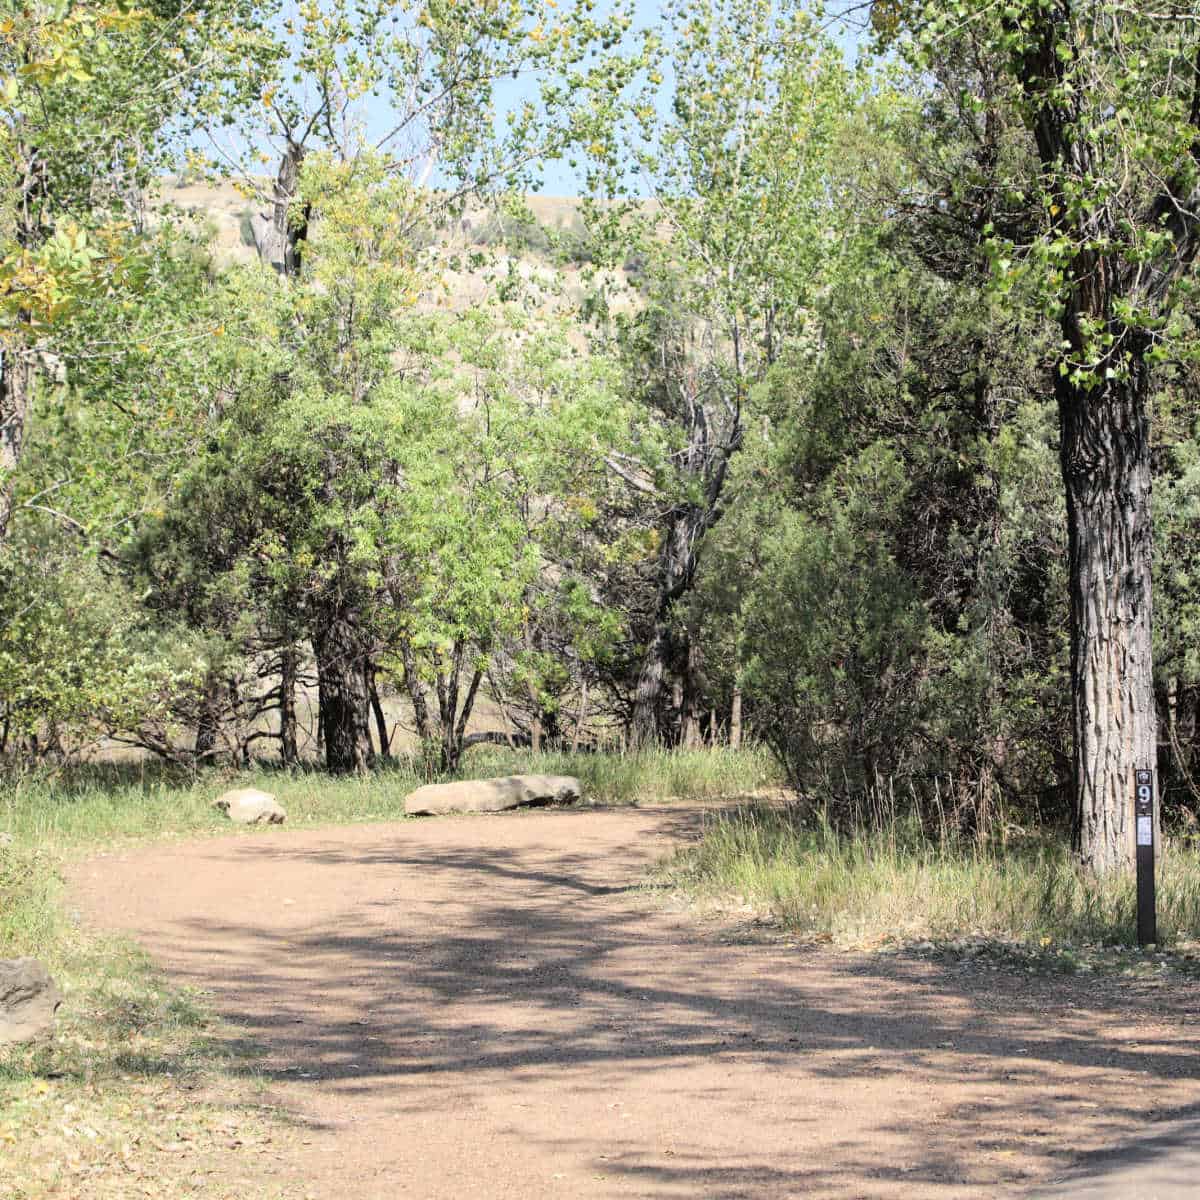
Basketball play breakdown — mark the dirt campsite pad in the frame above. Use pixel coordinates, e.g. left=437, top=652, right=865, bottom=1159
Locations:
left=71, top=806, right=1200, bottom=1199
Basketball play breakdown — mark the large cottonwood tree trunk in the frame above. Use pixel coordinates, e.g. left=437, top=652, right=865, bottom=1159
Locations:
left=1004, top=11, right=1200, bottom=873
left=1058, top=362, right=1156, bottom=873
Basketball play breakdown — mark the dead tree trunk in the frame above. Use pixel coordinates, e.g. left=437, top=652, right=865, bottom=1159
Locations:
left=250, top=139, right=311, bottom=277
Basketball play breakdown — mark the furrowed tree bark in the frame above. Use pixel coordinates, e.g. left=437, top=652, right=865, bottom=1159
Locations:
left=1004, top=11, right=1200, bottom=873
left=631, top=616, right=673, bottom=747
left=631, top=509, right=712, bottom=747
left=313, top=618, right=374, bottom=773
left=1058, top=362, right=1156, bottom=873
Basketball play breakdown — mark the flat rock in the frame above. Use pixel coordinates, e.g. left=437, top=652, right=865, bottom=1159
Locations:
left=404, top=774, right=582, bottom=817
left=213, top=788, right=287, bottom=824
left=0, top=958, right=62, bottom=1045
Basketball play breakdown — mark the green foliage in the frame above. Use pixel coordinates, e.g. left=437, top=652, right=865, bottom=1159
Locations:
left=0, top=527, right=203, bottom=744
left=0, top=0, right=270, bottom=336
left=879, top=1, right=1200, bottom=385
left=741, top=455, right=930, bottom=794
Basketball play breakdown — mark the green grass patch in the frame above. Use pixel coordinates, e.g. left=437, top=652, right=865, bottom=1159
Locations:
left=0, top=760, right=426, bottom=851
left=465, top=744, right=780, bottom=806
left=0, top=746, right=779, bottom=851
left=662, top=803, right=1200, bottom=956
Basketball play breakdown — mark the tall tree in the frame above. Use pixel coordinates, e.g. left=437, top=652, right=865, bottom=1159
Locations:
left=586, top=0, right=855, bottom=745
left=877, top=2, right=1200, bottom=872
left=0, top=0, right=268, bottom=540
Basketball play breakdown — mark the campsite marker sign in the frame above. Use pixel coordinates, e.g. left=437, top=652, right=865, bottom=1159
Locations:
left=1135, top=768, right=1156, bottom=947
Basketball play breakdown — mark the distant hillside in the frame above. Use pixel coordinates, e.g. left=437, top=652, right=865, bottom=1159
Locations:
left=153, top=181, right=648, bottom=328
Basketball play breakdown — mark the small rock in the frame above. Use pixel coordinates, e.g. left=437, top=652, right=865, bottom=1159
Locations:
left=213, top=788, right=286, bottom=824
left=0, top=832, right=13, bottom=847
left=0, top=958, right=62, bottom=1045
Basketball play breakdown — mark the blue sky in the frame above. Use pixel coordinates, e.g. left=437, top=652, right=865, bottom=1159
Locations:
left=215, top=0, right=868, bottom=196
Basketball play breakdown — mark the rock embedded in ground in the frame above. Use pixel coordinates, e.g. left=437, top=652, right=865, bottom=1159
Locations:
left=213, top=788, right=287, bottom=825
left=404, top=774, right=582, bottom=817
left=0, top=957, right=63, bottom=1045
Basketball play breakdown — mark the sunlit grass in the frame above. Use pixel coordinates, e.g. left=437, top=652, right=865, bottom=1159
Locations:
left=0, top=746, right=780, bottom=851
left=0, top=837, right=292, bottom=1198
left=466, top=744, right=780, bottom=806
left=662, top=803, right=1200, bottom=951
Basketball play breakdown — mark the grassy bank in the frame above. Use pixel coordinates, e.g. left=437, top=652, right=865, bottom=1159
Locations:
left=0, top=838, right=292, bottom=1199
left=0, top=745, right=779, bottom=850
left=663, top=804, right=1200, bottom=956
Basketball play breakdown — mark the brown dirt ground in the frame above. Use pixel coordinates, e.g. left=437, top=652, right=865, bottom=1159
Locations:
left=69, top=806, right=1200, bottom=1200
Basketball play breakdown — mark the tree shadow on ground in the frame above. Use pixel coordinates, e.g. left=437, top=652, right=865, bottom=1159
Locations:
left=93, top=807, right=1200, bottom=1198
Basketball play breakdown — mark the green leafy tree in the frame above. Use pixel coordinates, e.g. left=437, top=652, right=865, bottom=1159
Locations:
left=0, top=0, right=270, bottom=540
left=875, top=1, right=1200, bottom=871
left=138, top=157, right=633, bottom=772
left=583, top=0, right=857, bottom=745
